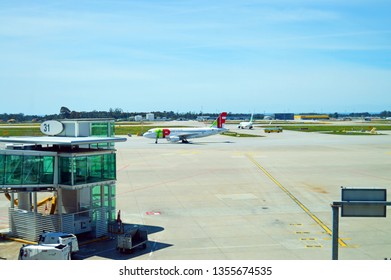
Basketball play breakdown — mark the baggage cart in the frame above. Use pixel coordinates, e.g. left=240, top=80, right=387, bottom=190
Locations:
left=116, top=228, right=148, bottom=253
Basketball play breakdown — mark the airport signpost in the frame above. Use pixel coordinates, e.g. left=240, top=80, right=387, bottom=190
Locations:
left=341, top=188, right=387, bottom=217
left=331, top=187, right=390, bottom=260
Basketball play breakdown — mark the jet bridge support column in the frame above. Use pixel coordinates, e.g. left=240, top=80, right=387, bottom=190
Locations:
left=18, top=193, right=31, bottom=211
left=57, top=188, right=63, bottom=232
left=33, top=193, right=38, bottom=213
left=9, top=193, right=15, bottom=208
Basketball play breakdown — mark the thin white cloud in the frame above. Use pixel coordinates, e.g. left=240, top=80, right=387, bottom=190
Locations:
left=260, top=8, right=340, bottom=22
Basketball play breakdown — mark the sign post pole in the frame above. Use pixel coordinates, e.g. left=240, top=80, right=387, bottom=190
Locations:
left=331, top=202, right=340, bottom=260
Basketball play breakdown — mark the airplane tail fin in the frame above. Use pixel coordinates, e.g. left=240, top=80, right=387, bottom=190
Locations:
left=211, top=112, right=227, bottom=128
left=250, top=113, right=254, bottom=122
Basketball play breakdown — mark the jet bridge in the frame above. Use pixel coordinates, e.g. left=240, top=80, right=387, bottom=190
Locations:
left=0, top=119, right=126, bottom=241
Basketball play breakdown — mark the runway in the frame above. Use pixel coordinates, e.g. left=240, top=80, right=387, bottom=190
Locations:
left=1, top=126, right=391, bottom=260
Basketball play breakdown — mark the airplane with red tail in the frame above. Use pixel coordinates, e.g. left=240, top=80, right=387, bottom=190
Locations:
left=143, top=112, right=228, bottom=143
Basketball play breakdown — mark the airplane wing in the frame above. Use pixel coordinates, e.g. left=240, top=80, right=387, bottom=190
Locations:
left=167, top=132, right=196, bottom=142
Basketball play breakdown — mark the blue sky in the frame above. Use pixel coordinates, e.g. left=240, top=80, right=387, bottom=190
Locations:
left=1, top=0, right=390, bottom=115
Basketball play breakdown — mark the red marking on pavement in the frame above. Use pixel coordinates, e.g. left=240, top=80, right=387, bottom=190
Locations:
left=146, top=211, right=161, bottom=216
left=117, top=164, right=130, bottom=172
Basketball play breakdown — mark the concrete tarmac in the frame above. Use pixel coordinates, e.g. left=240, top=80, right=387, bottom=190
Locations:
left=1, top=125, right=391, bottom=260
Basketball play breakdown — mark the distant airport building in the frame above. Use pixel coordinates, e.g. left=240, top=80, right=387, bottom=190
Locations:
left=0, top=119, right=126, bottom=241
left=294, top=114, right=330, bottom=121
left=134, top=115, right=143, bottom=122
left=146, top=113, right=154, bottom=121
left=196, top=116, right=210, bottom=121
left=274, top=113, right=295, bottom=121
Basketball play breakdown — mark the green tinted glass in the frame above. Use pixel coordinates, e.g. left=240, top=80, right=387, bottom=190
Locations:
left=5, top=155, right=22, bottom=185
left=74, top=157, right=87, bottom=184
left=41, top=156, right=54, bottom=184
left=0, top=155, right=4, bottom=185
left=22, top=155, right=41, bottom=184
left=91, top=123, right=109, bottom=137
left=59, top=157, right=72, bottom=185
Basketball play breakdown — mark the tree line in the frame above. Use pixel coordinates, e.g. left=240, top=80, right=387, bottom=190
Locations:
left=0, top=107, right=263, bottom=122
left=1, top=107, right=390, bottom=123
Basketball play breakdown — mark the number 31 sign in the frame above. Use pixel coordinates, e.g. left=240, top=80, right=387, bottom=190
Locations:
left=40, top=120, right=64, bottom=136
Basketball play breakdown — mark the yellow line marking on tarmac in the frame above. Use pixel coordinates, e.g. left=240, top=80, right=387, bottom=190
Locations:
left=246, top=154, right=348, bottom=247
left=79, top=236, right=110, bottom=246
left=0, top=234, right=36, bottom=245
left=306, top=245, right=322, bottom=248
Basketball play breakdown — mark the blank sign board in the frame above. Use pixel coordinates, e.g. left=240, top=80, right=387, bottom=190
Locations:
left=341, top=188, right=387, bottom=217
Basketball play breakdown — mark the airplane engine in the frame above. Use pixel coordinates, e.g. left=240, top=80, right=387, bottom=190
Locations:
left=167, top=136, right=180, bottom=142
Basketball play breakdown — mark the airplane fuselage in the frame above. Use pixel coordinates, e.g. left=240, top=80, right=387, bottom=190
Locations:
left=143, top=127, right=227, bottom=142
left=238, top=114, right=254, bottom=129
left=238, top=121, right=253, bottom=129
left=163, top=127, right=227, bottom=138
left=143, top=112, right=228, bottom=143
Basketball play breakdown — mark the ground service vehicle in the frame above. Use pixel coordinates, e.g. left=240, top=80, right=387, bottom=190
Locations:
left=264, top=127, right=283, bottom=133
left=18, top=244, right=71, bottom=260
left=38, top=232, right=79, bottom=254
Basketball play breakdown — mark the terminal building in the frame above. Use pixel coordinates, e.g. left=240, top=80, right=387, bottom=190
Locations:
left=0, top=119, right=126, bottom=241
left=273, top=113, right=295, bottom=121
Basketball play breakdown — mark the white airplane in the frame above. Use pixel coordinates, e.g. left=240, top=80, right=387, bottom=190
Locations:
left=143, top=112, right=228, bottom=143
left=238, top=113, right=254, bottom=129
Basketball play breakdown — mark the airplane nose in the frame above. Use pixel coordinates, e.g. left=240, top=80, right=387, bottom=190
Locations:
left=143, top=131, right=154, bottom=138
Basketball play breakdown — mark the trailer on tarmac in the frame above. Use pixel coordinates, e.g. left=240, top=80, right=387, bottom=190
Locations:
left=116, top=228, right=148, bottom=253
left=264, top=127, right=283, bottom=133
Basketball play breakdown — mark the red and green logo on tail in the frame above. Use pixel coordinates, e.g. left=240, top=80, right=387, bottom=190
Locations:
left=211, top=112, right=227, bottom=128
